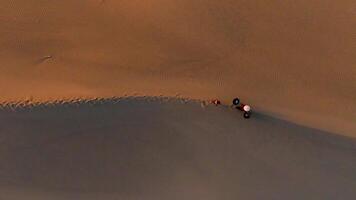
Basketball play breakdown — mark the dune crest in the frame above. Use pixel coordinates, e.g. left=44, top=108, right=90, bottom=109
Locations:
left=1, top=0, right=355, bottom=136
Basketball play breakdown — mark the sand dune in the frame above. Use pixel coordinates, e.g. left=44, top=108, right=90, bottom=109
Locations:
left=0, top=0, right=355, bottom=136
left=0, top=98, right=355, bottom=199
left=1, top=1, right=355, bottom=198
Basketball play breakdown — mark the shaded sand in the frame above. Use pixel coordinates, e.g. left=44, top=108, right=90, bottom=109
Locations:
left=0, top=0, right=355, bottom=136
left=0, top=98, right=355, bottom=199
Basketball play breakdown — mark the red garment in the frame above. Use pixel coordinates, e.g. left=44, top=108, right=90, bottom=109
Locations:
left=236, top=103, right=245, bottom=111
left=211, top=99, right=221, bottom=105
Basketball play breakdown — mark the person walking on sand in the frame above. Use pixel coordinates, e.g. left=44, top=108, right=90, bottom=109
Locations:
left=232, top=98, right=252, bottom=118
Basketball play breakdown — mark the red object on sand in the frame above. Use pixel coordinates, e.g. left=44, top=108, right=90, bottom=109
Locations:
left=236, top=103, right=246, bottom=111
left=211, top=99, right=221, bottom=105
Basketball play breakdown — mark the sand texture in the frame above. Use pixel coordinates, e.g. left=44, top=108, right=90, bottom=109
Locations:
left=0, top=98, right=355, bottom=199
left=0, top=0, right=355, bottom=136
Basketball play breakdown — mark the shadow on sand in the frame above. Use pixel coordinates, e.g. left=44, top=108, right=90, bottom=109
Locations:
left=0, top=97, right=355, bottom=200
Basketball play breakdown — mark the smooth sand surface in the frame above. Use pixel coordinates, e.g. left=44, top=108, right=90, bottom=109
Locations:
left=0, top=0, right=355, bottom=136
left=0, top=98, right=355, bottom=199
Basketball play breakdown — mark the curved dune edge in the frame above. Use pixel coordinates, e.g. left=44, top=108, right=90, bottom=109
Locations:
left=0, top=97, right=355, bottom=200
left=0, top=96, right=203, bottom=111
left=0, top=95, right=353, bottom=138
left=1, top=0, right=355, bottom=138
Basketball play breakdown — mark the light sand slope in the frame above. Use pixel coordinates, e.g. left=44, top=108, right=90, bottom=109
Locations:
left=0, top=0, right=355, bottom=136
left=0, top=98, right=355, bottom=199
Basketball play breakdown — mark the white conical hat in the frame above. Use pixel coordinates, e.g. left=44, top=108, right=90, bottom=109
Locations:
left=243, top=105, right=251, bottom=112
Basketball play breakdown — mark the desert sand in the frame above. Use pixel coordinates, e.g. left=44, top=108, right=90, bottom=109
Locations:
left=0, top=98, right=355, bottom=200
left=0, top=0, right=356, bottom=199
left=0, top=0, right=355, bottom=136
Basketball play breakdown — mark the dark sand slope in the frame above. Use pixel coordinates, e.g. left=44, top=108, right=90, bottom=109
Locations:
left=0, top=98, right=355, bottom=200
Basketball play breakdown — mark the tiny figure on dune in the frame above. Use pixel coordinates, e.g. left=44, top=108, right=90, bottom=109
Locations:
left=210, top=99, right=221, bottom=106
left=232, top=98, right=252, bottom=118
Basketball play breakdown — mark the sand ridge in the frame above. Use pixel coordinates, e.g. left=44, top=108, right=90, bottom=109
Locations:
left=1, top=0, right=355, bottom=136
